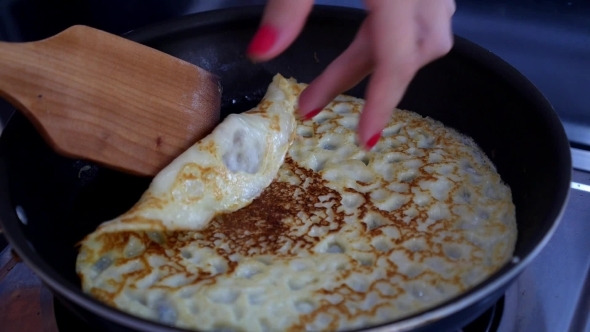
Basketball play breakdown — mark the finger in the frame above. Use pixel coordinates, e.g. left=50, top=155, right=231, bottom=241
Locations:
left=358, top=1, right=418, bottom=149
left=247, top=0, right=314, bottom=61
left=358, top=62, right=417, bottom=150
left=298, top=20, right=374, bottom=119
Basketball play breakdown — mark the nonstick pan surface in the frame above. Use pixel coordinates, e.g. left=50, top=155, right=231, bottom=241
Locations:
left=0, top=5, right=571, bottom=332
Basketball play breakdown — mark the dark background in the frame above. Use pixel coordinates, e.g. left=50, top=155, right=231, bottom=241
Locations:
left=0, top=0, right=589, bottom=148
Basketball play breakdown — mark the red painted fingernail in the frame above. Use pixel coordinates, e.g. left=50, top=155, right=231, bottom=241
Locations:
left=365, top=132, right=381, bottom=150
left=303, top=108, right=322, bottom=120
left=247, top=25, right=278, bottom=56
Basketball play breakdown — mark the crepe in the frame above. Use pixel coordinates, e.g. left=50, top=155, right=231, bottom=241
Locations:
left=89, top=74, right=297, bottom=234
left=76, top=75, right=517, bottom=332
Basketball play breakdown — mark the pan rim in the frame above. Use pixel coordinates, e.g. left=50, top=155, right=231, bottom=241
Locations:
left=0, top=4, right=572, bottom=332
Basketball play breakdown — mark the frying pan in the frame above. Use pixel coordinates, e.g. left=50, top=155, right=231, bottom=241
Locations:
left=0, top=5, right=571, bottom=332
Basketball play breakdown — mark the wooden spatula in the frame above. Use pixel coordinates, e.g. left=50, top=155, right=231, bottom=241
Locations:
left=0, top=25, right=221, bottom=177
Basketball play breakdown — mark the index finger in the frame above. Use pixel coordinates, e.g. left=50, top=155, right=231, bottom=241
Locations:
left=358, top=1, right=418, bottom=149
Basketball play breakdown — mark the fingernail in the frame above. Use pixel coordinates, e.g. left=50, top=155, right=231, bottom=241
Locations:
left=247, top=25, right=278, bottom=56
left=303, top=108, right=322, bottom=120
left=365, top=132, right=381, bottom=150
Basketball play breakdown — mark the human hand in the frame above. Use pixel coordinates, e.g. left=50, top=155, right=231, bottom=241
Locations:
left=247, top=0, right=456, bottom=149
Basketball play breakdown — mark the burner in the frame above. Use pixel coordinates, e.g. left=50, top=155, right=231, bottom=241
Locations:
left=53, top=296, right=504, bottom=332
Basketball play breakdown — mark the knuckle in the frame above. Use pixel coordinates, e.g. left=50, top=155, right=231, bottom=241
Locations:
left=436, top=31, right=454, bottom=54
left=414, top=7, right=454, bottom=60
left=447, top=0, right=457, bottom=16
left=421, top=25, right=454, bottom=60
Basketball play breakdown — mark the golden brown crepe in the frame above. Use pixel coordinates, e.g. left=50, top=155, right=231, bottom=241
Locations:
left=76, top=75, right=517, bottom=332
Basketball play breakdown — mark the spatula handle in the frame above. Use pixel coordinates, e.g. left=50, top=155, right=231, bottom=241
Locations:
left=0, top=41, right=44, bottom=118
left=0, top=26, right=221, bottom=177
left=0, top=37, right=88, bottom=168
left=0, top=31, right=131, bottom=174
left=0, top=36, right=82, bottom=150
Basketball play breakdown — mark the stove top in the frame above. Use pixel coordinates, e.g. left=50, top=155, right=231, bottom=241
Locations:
left=1, top=168, right=588, bottom=332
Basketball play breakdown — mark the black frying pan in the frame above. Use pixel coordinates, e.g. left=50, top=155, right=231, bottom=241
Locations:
left=0, top=5, right=572, bottom=332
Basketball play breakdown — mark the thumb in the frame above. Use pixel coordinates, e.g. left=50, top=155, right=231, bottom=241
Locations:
left=247, top=0, right=314, bottom=61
